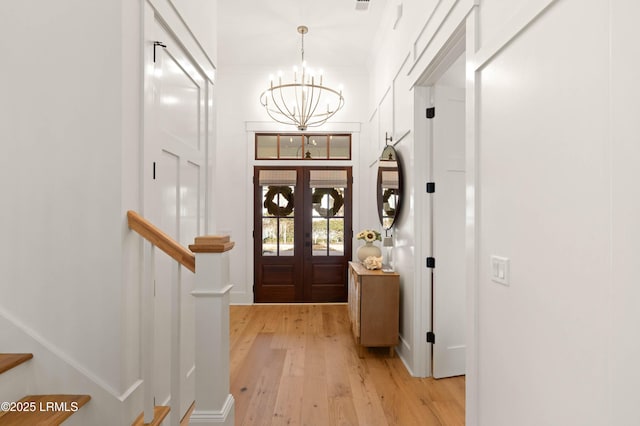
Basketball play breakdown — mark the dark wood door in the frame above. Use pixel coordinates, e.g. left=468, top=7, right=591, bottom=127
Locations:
left=254, top=166, right=352, bottom=302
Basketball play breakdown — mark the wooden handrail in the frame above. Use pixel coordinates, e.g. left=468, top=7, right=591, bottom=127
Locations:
left=127, top=210, right=196, bottom=273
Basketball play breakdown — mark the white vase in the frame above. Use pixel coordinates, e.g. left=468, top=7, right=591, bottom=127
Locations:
left=356, top=241, right=382, bottom=262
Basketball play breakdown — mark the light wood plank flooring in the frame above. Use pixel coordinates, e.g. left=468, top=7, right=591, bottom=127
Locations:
left=231, top=304, right=465, bottom=426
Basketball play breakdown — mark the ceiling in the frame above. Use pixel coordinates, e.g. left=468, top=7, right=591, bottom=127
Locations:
left=217, top=0, right=390, bottom=69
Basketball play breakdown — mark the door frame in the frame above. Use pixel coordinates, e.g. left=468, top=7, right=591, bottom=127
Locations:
left=413, top=23, right=466, bottom=379
left=412, top=7, right=480, bottom=420
left=241, top=124, right=361, bottom=306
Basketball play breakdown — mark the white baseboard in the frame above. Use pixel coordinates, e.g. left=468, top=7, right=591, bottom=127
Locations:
left=395, top=335, right=419, bottom=377
left=189, top=394, right=235, bottom=425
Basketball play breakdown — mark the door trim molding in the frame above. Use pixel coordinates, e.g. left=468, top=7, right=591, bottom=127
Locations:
left=146, top=0, right=216, bottom=83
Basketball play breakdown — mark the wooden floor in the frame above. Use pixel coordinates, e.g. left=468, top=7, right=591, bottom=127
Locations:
left=230, top=304, right=465, bottom=426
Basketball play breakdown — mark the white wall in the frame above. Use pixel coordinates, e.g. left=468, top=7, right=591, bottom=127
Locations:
left=0, top=0, right=131, bottom=395
left=368, top=0, right=640, bottom=424
left=476, top=0, right=609, bottom=423
left=0, top=0, right=218, bottom=418
left=215, top=64, right=370, bottom=304
left=471, top=0, right=640, bottom=423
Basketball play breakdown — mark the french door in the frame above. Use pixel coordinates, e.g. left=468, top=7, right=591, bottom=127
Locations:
left=254, top=166, right=352, bottom=302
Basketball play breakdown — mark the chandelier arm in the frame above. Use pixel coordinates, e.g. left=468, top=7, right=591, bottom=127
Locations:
left=259, top=90, right=270, bottom=107
left=302, top=69, right=310, bottom=125
left=273, top=86, right=296, bottom=121
left=304, top=85, right=344, bottom=126
left=301, top=83, right=316, bottom=126
left=263, top=102, right=299, bottom=127
left=296, top=83, right=306, bottom=128
left=304, top=95, right=345, bottom=127
left=266, top=93, right=289, bottom=121
left=263, top=103, right=286, bottom=123
left=273, top=84, right=294, bottom=119
left=262, top=91, right=293, bottom=123
left=304, top=83, right=324, bottom=124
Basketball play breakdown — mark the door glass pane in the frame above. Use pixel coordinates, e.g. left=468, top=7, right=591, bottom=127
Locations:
left=312, top=218, right=328, bottom=256
left=328, top=218, right=344, bottom=256
left=279, top=218, right=294, bottom=256
left=256, top=134, right=278, bottom=159
left=329, top=135, right=350, bottom=159
left=311, top=187, right=344, bottom=218
left=310, top=186, right=345, bottom=257
left=263, top=186, right=295, bottom=217
left=262, top=184, right=295, bottom=256
left=262, top=218, right=277, bottom=256
left=280, top=136, right=303, bottom=159
left=304, top=135, right=328, bottom=159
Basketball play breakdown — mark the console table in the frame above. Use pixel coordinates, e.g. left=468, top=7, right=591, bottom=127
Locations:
left=347, top=261, right=400, bottom=357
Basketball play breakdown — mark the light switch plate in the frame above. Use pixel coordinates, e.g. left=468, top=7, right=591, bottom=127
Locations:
left=490, top=256, right=510, bottom=286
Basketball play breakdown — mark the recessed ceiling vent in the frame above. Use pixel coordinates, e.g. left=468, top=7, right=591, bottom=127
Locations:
left=355, top=0, right=370, bottom=11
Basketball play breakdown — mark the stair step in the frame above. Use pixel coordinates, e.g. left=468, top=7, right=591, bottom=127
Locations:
left=131, top=405, right=170, bottom=426
left=0, top=394, right=91, bottom=425
left=0, top=353, right=33, bottom=375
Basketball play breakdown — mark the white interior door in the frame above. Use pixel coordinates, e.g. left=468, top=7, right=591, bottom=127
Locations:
left=432, top=84, right=466, bottom=378
left=145, top=12, right=208, bottom=420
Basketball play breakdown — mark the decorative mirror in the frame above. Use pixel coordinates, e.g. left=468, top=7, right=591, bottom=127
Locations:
left=377, top=145, right=403, bottom=229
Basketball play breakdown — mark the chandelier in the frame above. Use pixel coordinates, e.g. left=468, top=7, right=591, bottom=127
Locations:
left=260, top=25, right=345, bottom=131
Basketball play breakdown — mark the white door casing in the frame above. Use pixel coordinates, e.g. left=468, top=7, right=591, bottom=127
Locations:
left=144, top=10, right=209, bottom=420
left=431, top=84, right=466, bottom=379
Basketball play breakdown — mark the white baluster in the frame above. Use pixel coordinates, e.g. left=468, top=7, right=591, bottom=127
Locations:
left=142, top=241, right=155, bottom=424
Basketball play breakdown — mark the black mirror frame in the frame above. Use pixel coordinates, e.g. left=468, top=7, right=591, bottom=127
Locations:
left=377, top=145, right=403, bottom=230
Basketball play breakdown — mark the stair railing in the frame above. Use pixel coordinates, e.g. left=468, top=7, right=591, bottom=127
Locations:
left=127, top=210, right=235, bottom=425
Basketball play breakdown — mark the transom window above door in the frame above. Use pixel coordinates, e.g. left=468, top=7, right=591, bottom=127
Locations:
left=255, top=133, right=351, bottom=160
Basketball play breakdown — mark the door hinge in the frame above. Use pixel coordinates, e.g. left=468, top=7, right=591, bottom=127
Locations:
left=427, top=331, right=435, bottom=344
left=153, top=162, right=156, bottom=180
left=426, top=182, right=435, bottom=193
left=426, top=257, right=436, bottom=269
left=153, top=41, right=166, bottom=63
left=426, top=107, right=435, bottom=119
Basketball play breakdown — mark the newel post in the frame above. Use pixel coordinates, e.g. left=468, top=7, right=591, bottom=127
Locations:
left=189, top=235, right=235, bottom=426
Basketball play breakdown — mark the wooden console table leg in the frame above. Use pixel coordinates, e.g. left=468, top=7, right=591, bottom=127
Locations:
left=389, top=346, right=395, bottom=357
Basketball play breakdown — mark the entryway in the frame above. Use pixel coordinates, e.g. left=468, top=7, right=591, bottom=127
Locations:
left=253, top=166, right=352, bottom=302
